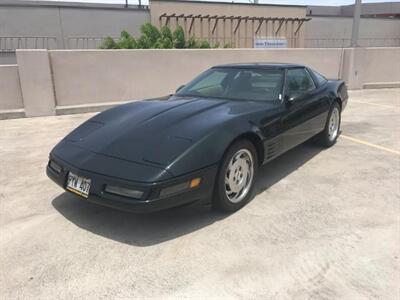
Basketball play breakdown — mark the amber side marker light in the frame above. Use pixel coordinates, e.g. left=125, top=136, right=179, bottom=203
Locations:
left=160, top=177, right=202, bottom=198
left=190, top=178, right=201, bottom=188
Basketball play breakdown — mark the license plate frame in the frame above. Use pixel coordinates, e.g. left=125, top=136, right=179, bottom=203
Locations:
left=66, top=172, right=91, bottom=198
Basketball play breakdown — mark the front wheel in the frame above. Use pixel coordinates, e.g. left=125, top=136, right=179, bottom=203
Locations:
left=315, top=102, right=341, bottom=147
left=213, top=140, right=258, bottom=213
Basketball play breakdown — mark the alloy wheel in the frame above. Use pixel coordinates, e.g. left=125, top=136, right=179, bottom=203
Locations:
left=224, top=149, right=254, bottom=203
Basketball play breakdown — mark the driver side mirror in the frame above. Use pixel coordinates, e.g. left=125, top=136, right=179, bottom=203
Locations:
left=176, top=85, right=185, bottom=93
left=285, top=92, right=302, bottom=103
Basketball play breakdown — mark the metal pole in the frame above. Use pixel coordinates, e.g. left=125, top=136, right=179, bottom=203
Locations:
left=125, top=0, right=128, bottom=8
left=351, top=0, right=362, bottom=47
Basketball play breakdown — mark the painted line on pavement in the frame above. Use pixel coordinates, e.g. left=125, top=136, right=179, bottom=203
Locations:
left=351, top=100, right=399, bottom=109
left=341, top=134, right=400, bottom=156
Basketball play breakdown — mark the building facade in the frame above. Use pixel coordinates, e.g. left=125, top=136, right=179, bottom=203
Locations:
left=0, top=0, right=150, bottom=52
left=0, top=0, right=399, bottom=64
left=150, top=0, right=309, bottom=48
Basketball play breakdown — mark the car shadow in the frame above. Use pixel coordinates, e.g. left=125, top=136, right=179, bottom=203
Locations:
left=52, top=141, right=323, bottom=247
left=254, top=141, right=323, bottom=195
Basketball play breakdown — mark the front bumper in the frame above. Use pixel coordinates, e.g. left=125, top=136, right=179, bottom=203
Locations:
left=47, top=156, right=218, bottom=213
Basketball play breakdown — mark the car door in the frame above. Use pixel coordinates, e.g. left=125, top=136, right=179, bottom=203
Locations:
left=281, top=67, right=330, bottom=152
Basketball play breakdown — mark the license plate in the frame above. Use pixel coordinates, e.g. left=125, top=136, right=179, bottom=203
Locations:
left=66, top=172, right=91, bottom=198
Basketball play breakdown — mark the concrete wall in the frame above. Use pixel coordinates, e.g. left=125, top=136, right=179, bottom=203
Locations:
left=16, top=50, right=56, bottom=117
left=305, top=17, right=400, bottom=47
left=49, top=48, right=342, bottom=107
left=359, top=48, right=400, bottom=85
left=0, top=52, right=17, bottom=64
left=307, top=6, right=343, bottom=16
left=1, top=47, right=399, bottom=119
left=340, top=2, right=400, bottom=17
left=0, top=64, right=23, bottom=110
left=308, top=2, right=400, bottom=17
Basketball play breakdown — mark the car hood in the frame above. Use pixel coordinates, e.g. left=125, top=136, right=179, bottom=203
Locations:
left=61, top=96, right=276, bottom=167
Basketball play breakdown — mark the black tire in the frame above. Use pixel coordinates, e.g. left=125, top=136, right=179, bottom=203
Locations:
left=315, top=102, right=341, bottom=148
left=212, top=140, right=258, bottom=213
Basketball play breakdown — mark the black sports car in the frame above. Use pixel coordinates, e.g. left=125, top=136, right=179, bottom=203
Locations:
left=47, top=63, right=348, bottom=213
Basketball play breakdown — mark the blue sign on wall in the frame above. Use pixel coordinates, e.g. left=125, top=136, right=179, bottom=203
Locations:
left=254, top=38, right=288, bottom=48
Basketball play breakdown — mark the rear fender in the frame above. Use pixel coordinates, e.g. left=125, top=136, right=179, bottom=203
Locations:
left=327, top=80, right=348, bottom=111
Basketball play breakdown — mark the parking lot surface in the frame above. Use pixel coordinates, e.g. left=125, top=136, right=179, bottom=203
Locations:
left=1, top=89, right=399, bottom=299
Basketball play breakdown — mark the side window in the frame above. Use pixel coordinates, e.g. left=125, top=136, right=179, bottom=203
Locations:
left=312, top=69, right=328, bottom=86
left=286, top=68, right=316, bottom=94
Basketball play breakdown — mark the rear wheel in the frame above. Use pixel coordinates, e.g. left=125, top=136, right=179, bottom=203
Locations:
left=315, top=102, right=341, bottom=147
left=213, top=140, right=258, bottom=212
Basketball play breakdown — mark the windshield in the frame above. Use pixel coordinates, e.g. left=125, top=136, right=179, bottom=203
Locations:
left=176, top=68, right=284, bottom=102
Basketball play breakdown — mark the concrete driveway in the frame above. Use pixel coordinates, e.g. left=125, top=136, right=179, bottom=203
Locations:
left=1, top=89, right=399, bottom=299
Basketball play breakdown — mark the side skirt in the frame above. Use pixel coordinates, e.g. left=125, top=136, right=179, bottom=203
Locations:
left=262, top=111, right=328, bottom=164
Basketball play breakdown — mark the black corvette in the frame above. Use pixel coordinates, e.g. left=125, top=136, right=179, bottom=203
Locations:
left=47, top=63, right=348, bottom=213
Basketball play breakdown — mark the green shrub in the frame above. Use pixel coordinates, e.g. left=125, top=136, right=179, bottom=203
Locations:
left=136, top=35, right=152, bottom=49
left=116, top=30, right=137, bottom=49
left=199, top=40, right=211, bottom=48
left=99, top=36, right=118, bottom=49
left=140, top=23, right=161, bottom=47
left=185, top=36, right=199, bottom=48
left=173, top=26, right=186, bottom=49
left=99, top=23, right=220, bottom=50
left=186, top=38, right=211, bottom=49
left=155, top=26, right=174, bottom=48
left=223, top=42, right=233, bottom=48
left=161, top=26, right=173, bottom=41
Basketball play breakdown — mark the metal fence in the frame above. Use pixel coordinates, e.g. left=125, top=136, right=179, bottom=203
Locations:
left=1, top=36, right=399, bottom=51
left=67, top=37, right=119, bottom=49
left=305, top=37, right=400, bottom=48
left=69, top=36, right=400, bottom=49
left=0, top=36, right=58, bottom=52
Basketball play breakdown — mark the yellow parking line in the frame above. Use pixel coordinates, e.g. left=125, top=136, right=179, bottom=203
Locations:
left=351, top=101, right=399, bottom=109
left=341, top=134, right=400, bottom=156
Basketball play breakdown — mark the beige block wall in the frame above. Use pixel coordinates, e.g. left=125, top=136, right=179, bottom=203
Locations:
left=16, top=50, right=56, bottom=117
left=49, top=48, right=343, bottom=106
left=342, top=47, right=400, bottom=89
left=0, top=65, right=24, bottom=110
left=361, top=48, right=400, bottom=84
left=1, top=48, right=398, bottom=118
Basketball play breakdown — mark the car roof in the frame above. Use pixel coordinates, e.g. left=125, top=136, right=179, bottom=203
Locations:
left=212, top=63, right=305, bottom=69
